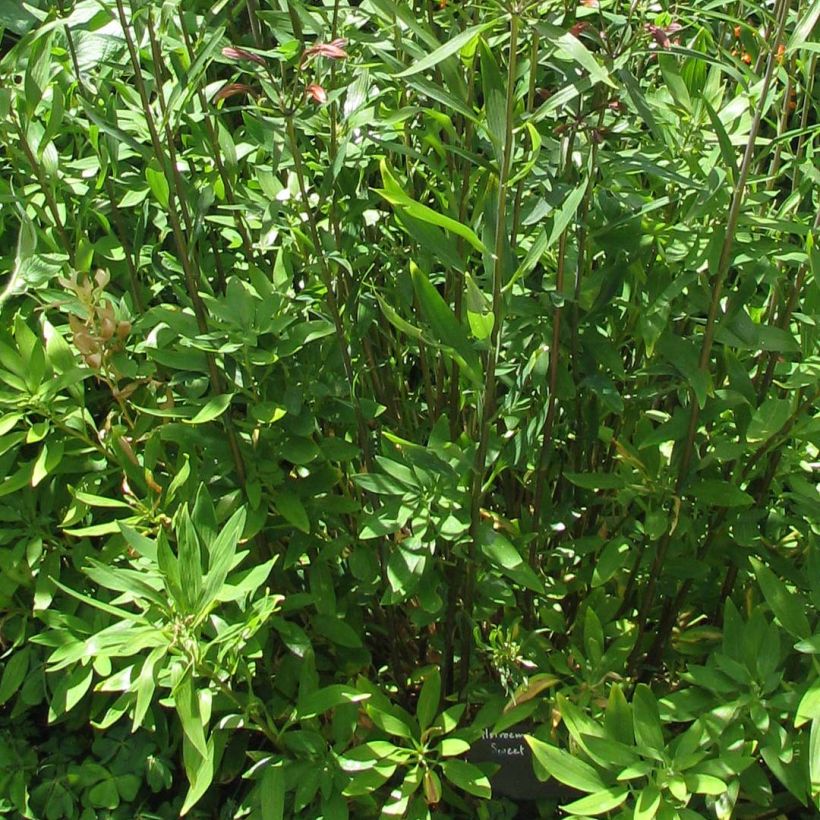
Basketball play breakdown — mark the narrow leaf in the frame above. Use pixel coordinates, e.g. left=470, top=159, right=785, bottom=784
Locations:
left=396, top=22, right=495, bottom=77
left=526, top=736, right=607, bottom=792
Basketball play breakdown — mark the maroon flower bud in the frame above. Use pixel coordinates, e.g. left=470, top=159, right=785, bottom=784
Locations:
left=213, top=82, right=257, bottom=103
left=301, top=38, right=349, bottom=67
left=306, top=83, right=328, bottom=104
left=222, top=46, right=267, bottom=67
left=645, top=22, right=682, bottom=49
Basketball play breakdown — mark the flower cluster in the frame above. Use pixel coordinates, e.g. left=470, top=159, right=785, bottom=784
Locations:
left=59, top=270, right=131, bottom=371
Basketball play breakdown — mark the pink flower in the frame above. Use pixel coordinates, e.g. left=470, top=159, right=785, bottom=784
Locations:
left=222, top=46, right=267, bottom=67
left=306, top=83, right=328, bottom=104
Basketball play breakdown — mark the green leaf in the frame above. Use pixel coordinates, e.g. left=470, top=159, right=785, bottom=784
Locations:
left=0, top=0, right=37, bottom=35
left=185, top=393, right=233, bottom=425
left=48, top=663, right=93, bottom=721
left=31, top=440, right=64, bottom=487
left=260, top=764, right=285, bottom=820
left=133, top=645, right=166, bottom=731
left=395, top=21, right=496, bottom=77
left=52, top=577, right=149, bottom=623
left=809, top=716, right=820, bottom=796
left=410, top=263, right=483, bottom=385
left=685, top=773, right=727, bottom=795
left=174, top=669, right=209, bottom=760
left=88, top=776, right=119, bottom=810
left=416, top=668, right=440, bottom=731
left=592, top=538, right=631, bottom=588
left=479, top=38, right=506, bottom=160
left=703, top=98, right=739, bottom=182
left=1, top=204, right=37, bottom=306
left=0, top=647, right=30, bottom=705
left=750, top=557, right=811, bottom=639
left=537, top=23, right=614, bottom=87
left=84, top=560, right=166, bottom=607
left=604, top=685, right=633, bottom=746
left=438, top=738, right=470, bottom=757
left=273, top=490, right=310, bottom=533
left=180, top=733, right=215, bottom=816
left=787, top=0, right=820, bottom=53
left=73, top=490, right=133, bottom=509
left=478, top=525, right=544, bottom=592
left=795, top=635, right=820, bottom=655
left=200, top=506, right=246, bottom=612
left=747, top=398, right=791, bottom=444
left=565, top=472, right=625, bottom=490
left=632, top=684, right=664, bottom=754
left=561, top=786, right=629, bottom=816
left=145, top=163, right=170, bottom=209
left=548, top=180, right=588, bottom=249
left=297, top=685, right=369, bottom=719
left=378, top=160, right=485, bottom=253
left=176, top=506, right=203, bottom=612
left=441, top=759, right=492, bottom=798
left=687, top=479, right=753, bottom=507
left=526, top=736, right=607, bottom=792
left=634, top=783, right=661, bottom=820
left=368, top=706, right=416, bottom=740
left=313, top=614, right=363, bottom=648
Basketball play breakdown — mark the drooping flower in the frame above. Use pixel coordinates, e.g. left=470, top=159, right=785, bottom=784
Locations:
left=213, top=82, right=258, bottom=103
left=300, top=38, right=349, bottom=67
left=306, top=83, right=328, bottom=104
left=645, top=22, right=682, bottom=49
left=222, top=46, right=268, bottom=67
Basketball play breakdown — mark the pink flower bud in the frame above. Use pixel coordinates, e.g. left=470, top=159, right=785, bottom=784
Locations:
left=222, top=46, right=267, bottom=67
left=301, top=39, right=349, bottom=67
left=306, top=83, right=328, bottom=104
left=213, top=82, right=257, bottom=103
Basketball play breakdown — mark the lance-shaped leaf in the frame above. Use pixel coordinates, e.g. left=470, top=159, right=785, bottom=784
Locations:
left=395, top=21, right=496, bottom=77
left=377, top=160, right=485, bottom=253
left=410, top=263, right=484, bottom=386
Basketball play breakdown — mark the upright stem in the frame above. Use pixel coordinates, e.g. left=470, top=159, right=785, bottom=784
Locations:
left=529, top=127, right=578, bottom=561
left=627, top=0, right=791, bottom=674
left=177, top=7, right=256, bottom=269
left=285, top=118, right=371, bottom=467
left=114, top=0, right=248, bottom=489
left=459, top=10, right=520, bottom=692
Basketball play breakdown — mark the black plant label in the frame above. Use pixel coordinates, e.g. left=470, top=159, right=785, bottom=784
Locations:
left=468, top=722, right=569, bottom=802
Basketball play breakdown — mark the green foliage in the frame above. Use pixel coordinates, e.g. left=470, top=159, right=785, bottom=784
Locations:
left=0, top=0, right=817, bottom=817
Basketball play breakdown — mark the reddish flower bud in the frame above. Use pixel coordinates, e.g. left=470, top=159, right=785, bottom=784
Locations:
left=645, top=22, right=681, bottom=49
left=213, top=82, right=257, bottom=102
left=222, top=46, right=267, bottom=67
left=306, top=83, right=328, bottom=104
left=570, top=22, right=588, bottom=37
left=301, top=38, right=349, bottom=66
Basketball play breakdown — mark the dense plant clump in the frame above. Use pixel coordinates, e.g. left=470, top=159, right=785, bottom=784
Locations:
left=0, top=0, right=817, bottom=817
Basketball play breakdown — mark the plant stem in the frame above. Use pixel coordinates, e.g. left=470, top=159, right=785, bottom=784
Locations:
left=285, top=116, right=370, bottom=467
left=459, top=9, right=520, bottom=692
left=627, top=0, right=791, bottom=675
left=114, top=0, right=248, bottom=489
